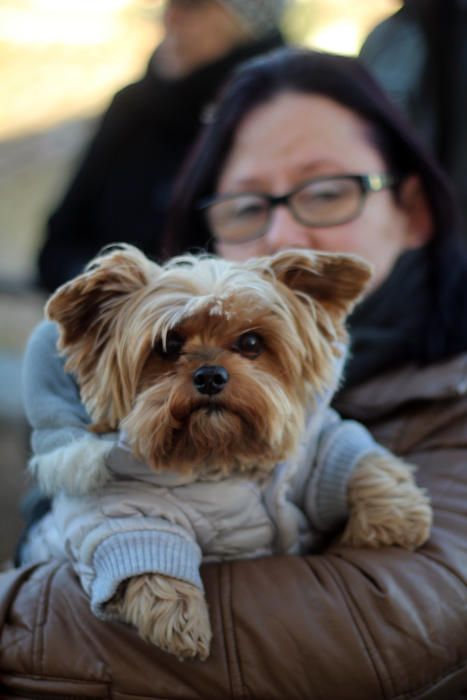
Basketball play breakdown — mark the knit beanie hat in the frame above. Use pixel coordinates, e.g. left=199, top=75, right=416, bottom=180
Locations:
left=218, top=0, right=288, bottom=37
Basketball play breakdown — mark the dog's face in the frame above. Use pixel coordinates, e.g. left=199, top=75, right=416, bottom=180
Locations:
left=46, top=245, right=371, bottom=477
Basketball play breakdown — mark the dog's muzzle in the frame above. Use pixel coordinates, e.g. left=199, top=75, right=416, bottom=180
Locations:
left=192, top=365, right=229, bottom=396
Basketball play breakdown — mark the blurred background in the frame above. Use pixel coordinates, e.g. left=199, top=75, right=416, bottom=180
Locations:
left=0, top=0, right=401, bottom=561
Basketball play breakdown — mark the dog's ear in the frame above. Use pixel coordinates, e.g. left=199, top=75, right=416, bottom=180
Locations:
left=45, top=245, right=160, bottom=429
left=267, top=249, right=372, bottom=322
left=46, top=244, right=157, bottom=346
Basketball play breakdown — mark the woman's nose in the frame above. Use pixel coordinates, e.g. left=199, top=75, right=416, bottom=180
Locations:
left=264, top=206, right=318, bottom=253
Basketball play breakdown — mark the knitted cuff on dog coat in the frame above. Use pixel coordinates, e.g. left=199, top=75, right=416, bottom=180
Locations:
left=90, top=530, right=203, bottom=618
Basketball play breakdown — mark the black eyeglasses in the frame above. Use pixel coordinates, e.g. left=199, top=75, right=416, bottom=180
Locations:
left=198, top=173, right=399, bottom=245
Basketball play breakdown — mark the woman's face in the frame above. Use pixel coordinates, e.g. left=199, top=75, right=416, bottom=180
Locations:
left=215, top=93, right=431, bottom=289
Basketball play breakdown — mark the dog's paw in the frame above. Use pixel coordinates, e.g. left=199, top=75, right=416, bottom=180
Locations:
left=340, top=453, right=432, bottom=550
left=111, top=573, right=211, bottom=660
left=29, top=436, right=113, bottom=496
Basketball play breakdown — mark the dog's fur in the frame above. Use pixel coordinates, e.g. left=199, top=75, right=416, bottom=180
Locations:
left=44, top=244, right=432, bottom=660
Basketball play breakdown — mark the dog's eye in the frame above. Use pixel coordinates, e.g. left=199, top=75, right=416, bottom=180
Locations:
left=234, top=332, right=263, bottom=359
left=155, top=331, right=185, bottom=359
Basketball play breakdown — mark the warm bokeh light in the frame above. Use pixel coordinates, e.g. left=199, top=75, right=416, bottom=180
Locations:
left=300, top=0, right=402, bottom=56
left=1, top=11, right=119, bottom=46
left=309, top=19, right=360, bottom=54
left=0, top=0, right=161, bottom=138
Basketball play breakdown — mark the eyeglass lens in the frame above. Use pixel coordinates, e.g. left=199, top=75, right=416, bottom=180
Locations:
left=206, top=177, right=364, bottom=243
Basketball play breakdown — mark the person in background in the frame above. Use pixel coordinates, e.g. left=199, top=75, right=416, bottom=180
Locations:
left=360, top=0, right=467, bottom=230
left=1, top=48, right=466, bottom=699
left=36, top=0, right=288, bottom=292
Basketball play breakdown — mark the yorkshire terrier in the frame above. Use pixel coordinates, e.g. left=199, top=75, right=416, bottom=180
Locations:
left=33, top=244, right=431, bottom=660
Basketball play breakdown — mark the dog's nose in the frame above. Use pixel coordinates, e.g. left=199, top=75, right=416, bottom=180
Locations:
left=193, top=365, right=229, bottom=395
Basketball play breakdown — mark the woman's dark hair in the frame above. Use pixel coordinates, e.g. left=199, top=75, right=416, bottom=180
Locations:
left=164, top=47, right=467, bottom=361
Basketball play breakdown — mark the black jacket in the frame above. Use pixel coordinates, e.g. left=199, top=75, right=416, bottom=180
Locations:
left=38, top=34, right=285, bottom=292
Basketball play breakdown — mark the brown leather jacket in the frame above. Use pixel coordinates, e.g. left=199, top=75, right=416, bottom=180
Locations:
left=1, top=355, right=466, bottom=700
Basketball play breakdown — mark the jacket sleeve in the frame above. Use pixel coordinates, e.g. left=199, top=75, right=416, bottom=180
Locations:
left=22, top=319, right=116, bottom=495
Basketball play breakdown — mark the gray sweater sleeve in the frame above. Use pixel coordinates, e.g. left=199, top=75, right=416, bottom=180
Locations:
left=22, top=320, right=116, bottom=495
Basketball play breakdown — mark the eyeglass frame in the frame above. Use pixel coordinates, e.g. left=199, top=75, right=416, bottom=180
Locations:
left=198, top=173, right=400, bottom=245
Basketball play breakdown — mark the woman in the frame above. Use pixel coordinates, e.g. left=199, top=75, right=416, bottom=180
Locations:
left=2, top=48, right=466, bottom=699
